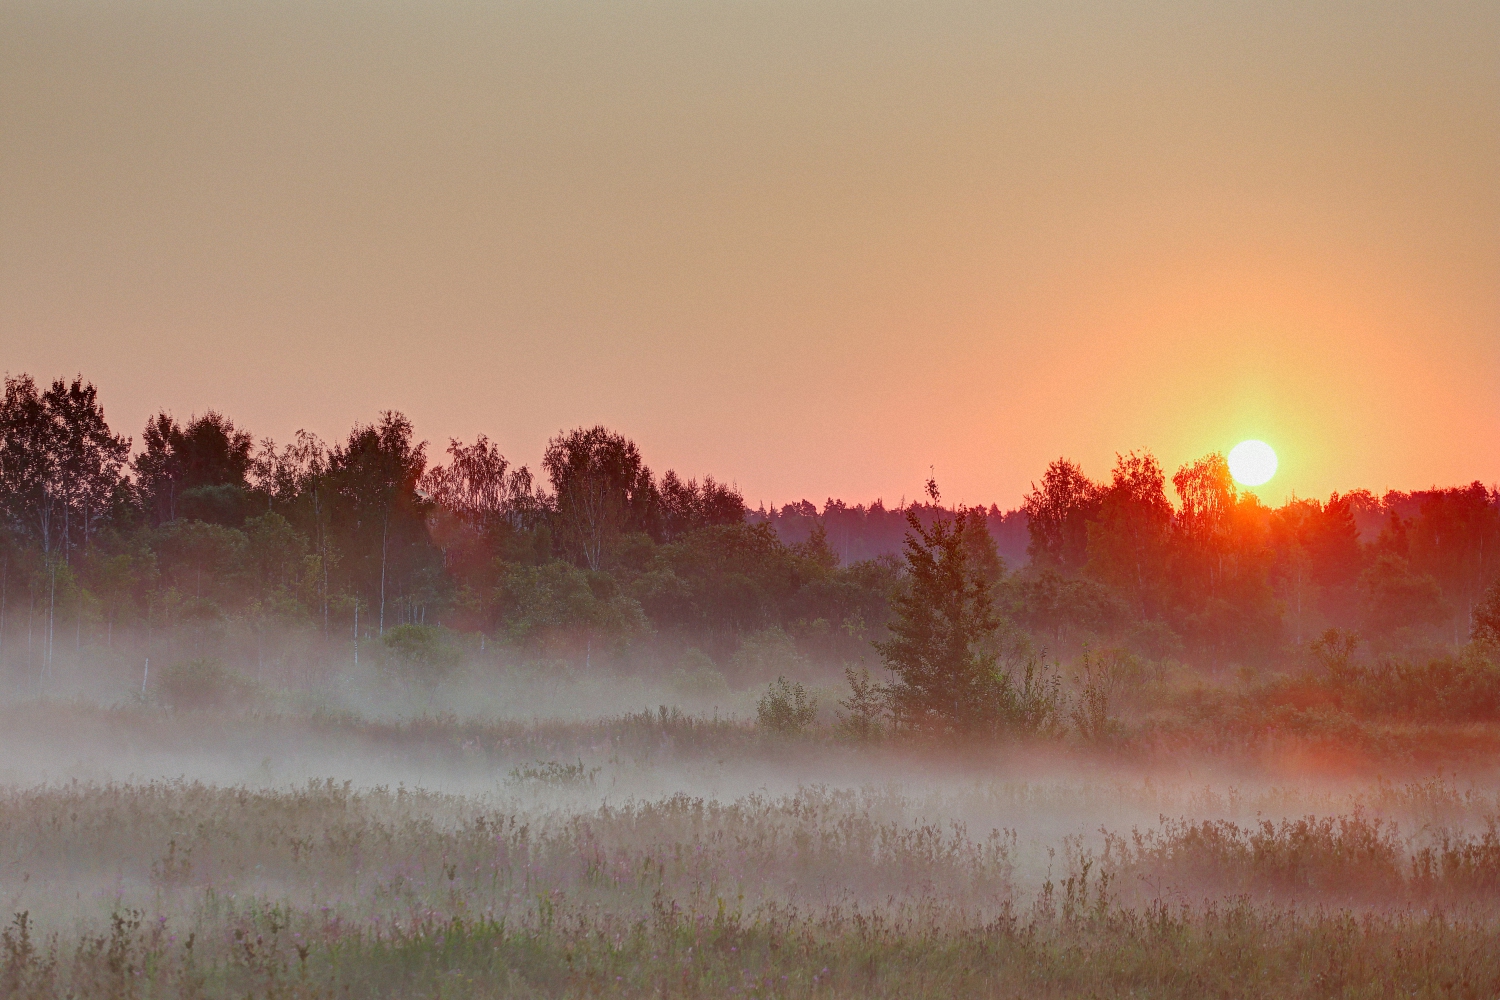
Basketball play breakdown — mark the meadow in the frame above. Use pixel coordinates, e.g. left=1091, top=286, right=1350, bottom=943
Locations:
left=6, top=666, right=1500, bottom=999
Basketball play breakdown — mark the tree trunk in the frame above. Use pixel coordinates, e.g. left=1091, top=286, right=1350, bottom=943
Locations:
left=379, top=514, right=389, bottom=636
left=46, top=563, right=56, bottom=679
left=317, top=492, right=329, bottom=638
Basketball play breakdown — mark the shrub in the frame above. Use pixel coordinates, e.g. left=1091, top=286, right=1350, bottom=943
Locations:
left=380, top=624, right=463, bottom=683
left=155, top=658, right=256, bottom=710
left=1474, top=579, right=1500, bottom=648
left=506, top=759, right=599, bottom=786
left=1258, top=647, right=1500, bottom=723
left=1069, top=650, right=1121, bottom=743
left=730, top=626, right=807, bottom=687
left=836, top=665, right=888, bottom=741
left=1003, top=656, right=1067, bottom=737
left=757, top=676, right=818, bottom=735
left=669, top=650, right=730, bottom=700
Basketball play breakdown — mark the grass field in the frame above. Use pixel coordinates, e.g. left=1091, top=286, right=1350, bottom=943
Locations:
left=6, top=691, right=1500, bottom=998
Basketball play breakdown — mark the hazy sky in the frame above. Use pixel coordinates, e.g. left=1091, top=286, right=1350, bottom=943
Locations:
left=3, top=0, right=1496, bottom=509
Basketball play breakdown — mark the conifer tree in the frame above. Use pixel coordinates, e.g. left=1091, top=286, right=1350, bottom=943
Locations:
left=874, top=480, right=1004, bottom=733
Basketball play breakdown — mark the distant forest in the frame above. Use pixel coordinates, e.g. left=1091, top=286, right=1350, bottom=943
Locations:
left=1, top=372, right=1497, bottom=689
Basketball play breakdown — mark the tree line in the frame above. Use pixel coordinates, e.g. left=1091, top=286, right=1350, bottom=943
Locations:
left=1016, top=452, right=1500, bottom=659
left=1, top=372, right=1497, bottom=695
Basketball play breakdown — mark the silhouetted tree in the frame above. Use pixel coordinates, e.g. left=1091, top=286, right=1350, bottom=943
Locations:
left=1361, top=552, right=1447, bottom=639
left=1022, top=459, right=1099, bottom=573
left=42, top=377, right=129, bottom=556
left=658, top=470, right=745, bottom=541
left=1173, top=454, right=1236, bottom=563
left=1473, top=579, right=1500, bottom=648
left=1406, top=484, right=1500, bottom=643
left=1085, top=451, right=1171, bottom=617
left=422, top=436, right=541, bottom=536
left=874, top=482, right=1005, bottom=733
left=250, top=430, right=335, bottom=634
left=543, top=426, right=655, bottom=570
left=134, top=410, right=253, bottom=526
left=0, top=375, right=61, bottom=555
left=331, top=412, right=430, bottom=635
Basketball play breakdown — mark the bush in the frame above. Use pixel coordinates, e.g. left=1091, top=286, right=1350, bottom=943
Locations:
left=380, top=624, right=463, bottom=684
left=506, top=759, right=600, bottom=786
left=669, top=649, right=730, bottom=700
left=1258, top=647, right=1500, bottom=723
left=1473, top=579, right=1500, bottom=647
left=757, top=676, right=818, bottom=735
left=836, top=665, right=888, bottom=741
left=155, top=659, right=256, bottom=710
left=730, top=627, right=807, bottom=687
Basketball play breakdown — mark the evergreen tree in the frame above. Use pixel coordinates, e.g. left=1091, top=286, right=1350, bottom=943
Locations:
left=874, top=481, right=1004, bottom=734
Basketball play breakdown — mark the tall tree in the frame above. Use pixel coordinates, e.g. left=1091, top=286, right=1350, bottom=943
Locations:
left=1473, top=578, right=1500, bottom=647
left=1406, top=484, right=1500, bottom=643
left=133, top=410, right=253, bottom=526
left=251, top=430, right=336, bottom=634
left=1085, top=451, right=1172, bottom=617
left=421, top=435, right=547, bottom=585
left=42, top=376, right=130, bottom=557
left=0, top=375, right=61, bottom=555
left=1172, top=452, right=1237, bottom=597
left=543, top=426, right=656, bottom=570
left=421, top=436, right=542, bottom=537
left=874, top=481, right=1004, bottom=733
left=657, top=470, right=744, bottom=541
left=1022, top=459, right=1100, bottom=573
left=134, top=413, right=184, bottom=525
left=175, top=411, right=253, bottom=491
left=0, top=376, right=62, bottom=674
left=331, top=412, right=429, bottom=635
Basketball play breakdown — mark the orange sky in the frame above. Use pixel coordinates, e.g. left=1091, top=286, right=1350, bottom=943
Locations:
left=3, top=1, right=1496, bottom=509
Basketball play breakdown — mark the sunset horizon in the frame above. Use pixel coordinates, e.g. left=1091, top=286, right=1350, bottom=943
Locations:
left=3, top=3, right=1499, bottom=997
left=6, top=1, right=1495, bottom=508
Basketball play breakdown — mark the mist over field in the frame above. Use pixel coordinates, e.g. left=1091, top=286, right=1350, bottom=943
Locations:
left=0, top=373, right=1499, bottom=996
left=3, top=0, right=1499, bottom=991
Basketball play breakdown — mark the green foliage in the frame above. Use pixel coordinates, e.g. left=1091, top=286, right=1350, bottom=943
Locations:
left=728, top=625, right=805, bottom=686
left=8, top=367, right=1500, bottom=688
left=1008, top=655, right=1068, bottom=737
left=836, top=664, right=888, bottom=741
left=152, top=519, right=248, bottom=598
left=1022, top=457, right=1100, bottom=572
left=1009, top=569, right=1127, bottom=646
left=1362, top=552, right=1447, bottom=636
left=543, top=426, right=655, bottom=571
left=669, top=649, right=730, bottom=700
left=1069, top=659, right=1114, bottom=744
left=506, top=758, right=599, bottom=786
left=1257, top=645, right=1500, bottom=723
left=1083, top=451, right=1173, bottom=617
left=1472, top=578, right=1500, bottom=647
left=176, top=483, right=253, bottom=526
left=244, top=511, right=308, bottom=592
left=497, top=561, right=647, bottom=652
left=875, top=494, right=1006, bottom=734
left=379, top=624, right=463, bottom=682
left=756, top=676, right=817, bottom=734
left=1310, top=627, right=1360, bottom=676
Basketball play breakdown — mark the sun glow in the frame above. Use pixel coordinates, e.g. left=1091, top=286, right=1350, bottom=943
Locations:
left=1228, top=440, right=1278, bottom=487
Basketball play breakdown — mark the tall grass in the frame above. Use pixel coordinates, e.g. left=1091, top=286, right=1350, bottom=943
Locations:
left=7, top=778, right=1500, bottom=996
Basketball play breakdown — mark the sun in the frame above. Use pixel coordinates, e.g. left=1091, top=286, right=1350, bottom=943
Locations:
left=1227, top=440, right=1277, bottom=487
